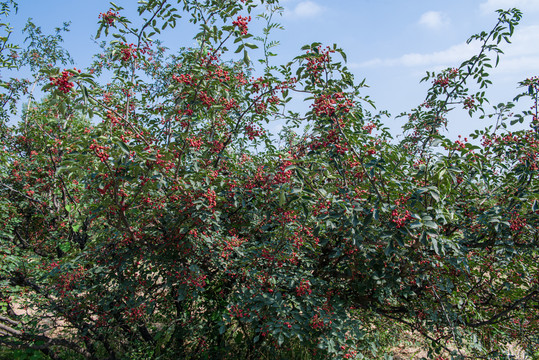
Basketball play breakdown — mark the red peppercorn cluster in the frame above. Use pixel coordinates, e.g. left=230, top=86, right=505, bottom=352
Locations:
left=220, top=232, right=247, bottom=260
left=186, top=136, right=202, bottom=150
left=434, top=77, right=449, bottom=87
left=55, top=265, right=86, bottom=297
left=433, top=68, right=458, bottom=88
left=391, top=209, right=412, bottom=228
left=311, top=92, right=352, bottom=117
left=229, top=304, right=250, bottom=319
left=310, top=312, right=332, bottom=330
left=463, top=96, right=476, bottom=110
left=305, top=46, right=334, bottom=81
left=89, top=139, right=110, bottom=163
left=245, top=122, right=264, bottom=140
left=232, top=15, right=251, bottom=35
left=172, top=73, right=195, bottom=85
left=295, top=279, right=312, bottom=297
left=125, top=304, right=147, bottom=323
left=362, top=122, right=377, bottom=134
left=49, top=69, right=77, bottom=94
left=99, top=9, right=119, bottom=26
left=180, top=272, right=207, bottom=289
left=119, top=43, right=140, bottom=62
left=510, top=212, right=526, bottom=232
left=205, top=188, right=217, bottom=209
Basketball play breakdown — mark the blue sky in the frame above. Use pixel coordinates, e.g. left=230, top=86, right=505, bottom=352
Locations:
left=5, top=0, right=539, bottom=138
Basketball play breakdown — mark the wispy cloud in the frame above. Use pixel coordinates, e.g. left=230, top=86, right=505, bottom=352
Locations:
left=480, top=0, right=539, bottom=14
left=284, top=1, right=324, bottom=19
left=494, top=24, right=539, bottom=74
left=352, top=24, right=539, bottom=75
left=354, top=42, right=480, bottom=69
left=418, top=11, right=450, bottom=29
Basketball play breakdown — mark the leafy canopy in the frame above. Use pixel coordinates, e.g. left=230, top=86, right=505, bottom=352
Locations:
left=0, top=1, right=538, bottom=359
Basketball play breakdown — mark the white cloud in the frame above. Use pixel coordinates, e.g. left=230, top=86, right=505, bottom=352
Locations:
left=352, top=24, right=539, bottom=76
left=354, top=42, right=480, bottom=69
left=480, top=0, right=539, bottom=14
left=418, top=11, right=449, bottom=29
left=285, top=1, right=324, bottom=18
left=495, top=24, right=539, bottom=74
left=501, top=24, right=539, bottom=56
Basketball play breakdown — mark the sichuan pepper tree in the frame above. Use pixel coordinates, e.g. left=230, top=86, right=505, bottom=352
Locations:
left=0, top=1, right=538, bottom=359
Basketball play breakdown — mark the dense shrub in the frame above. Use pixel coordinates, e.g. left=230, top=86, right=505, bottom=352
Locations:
left=0, top=1, right=538, bottom=359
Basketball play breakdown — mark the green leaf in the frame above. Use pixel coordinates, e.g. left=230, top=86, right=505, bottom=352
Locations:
left=423, top=220, right=438, bottom=229
left=243, top=49, right=250, bottom=66
left=234, top=44, right=244, bottom=53
left=429, top=188, right=440, bottom=203
left=363, top=212, right=373, bottom=226
left=279, top=191, right=286, bottom=206
left=284, top=165, right=297, bottom=172
left=431, top=237, right=439, bottom=255
left=384, top=241, right=394, bottom=257
left=117, top=140, right=130, bottom=154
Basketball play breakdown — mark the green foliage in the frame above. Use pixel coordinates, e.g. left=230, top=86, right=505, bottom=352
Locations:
left=0, top=1, right=18, bottom=68
left=0, top=1, right=538, bottom=360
